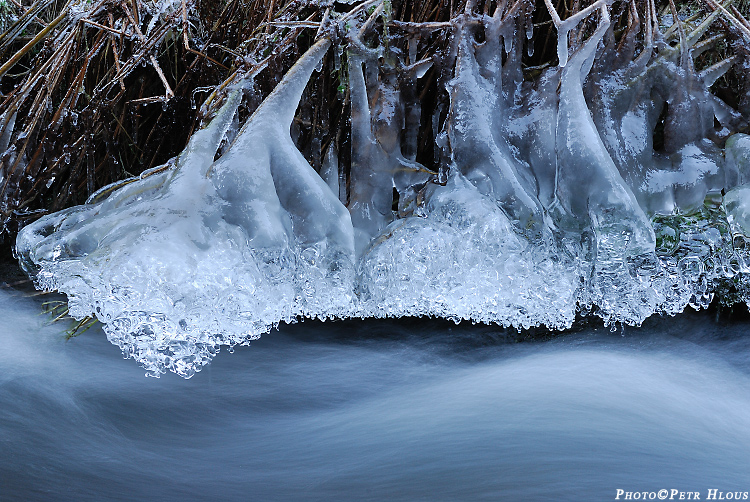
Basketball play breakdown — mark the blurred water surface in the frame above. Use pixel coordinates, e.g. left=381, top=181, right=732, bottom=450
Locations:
left=1, top=289, right=750, bottom=501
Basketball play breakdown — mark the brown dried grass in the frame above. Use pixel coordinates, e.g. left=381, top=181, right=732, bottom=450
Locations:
left=0, top=0, right=746, bottom=241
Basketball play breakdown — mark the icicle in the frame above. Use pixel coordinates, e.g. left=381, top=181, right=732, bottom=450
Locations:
left=556, top=26, right=570, bottom=67
left=321, top=141, right=339, bottom=197
left=525, top=14, right=534, bottom=39
left=700, top=56, right=736, bottom=88
left=346, top=40, right=432, bottom=253
left=446, top=20, right=544, bottom=238
left=0, top=110, right=16, bottom=154
left=504, top=30, right=514, bottom=55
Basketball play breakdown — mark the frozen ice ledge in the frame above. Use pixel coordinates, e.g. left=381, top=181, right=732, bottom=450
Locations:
left=14, top=3, right=750, bottom=377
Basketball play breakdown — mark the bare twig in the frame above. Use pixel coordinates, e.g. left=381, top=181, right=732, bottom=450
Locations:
left=80, top=18, right=127, bottom=37
left=123, top=3, right=174, bottom=99
left=0, top=1, right=69, bottom=80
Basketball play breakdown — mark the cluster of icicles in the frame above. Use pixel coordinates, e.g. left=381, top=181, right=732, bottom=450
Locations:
left=16, top=0, right=750, bottom=377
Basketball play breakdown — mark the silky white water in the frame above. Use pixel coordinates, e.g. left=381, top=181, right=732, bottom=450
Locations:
left=2, top=288, right=750, bottom=501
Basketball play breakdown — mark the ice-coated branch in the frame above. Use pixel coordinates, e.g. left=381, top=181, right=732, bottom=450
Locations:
left=446, top=15, right=544, bottom=238
left=543, top=0, right=610, bottom=66
left=247, top=38, right=332, bottom=131
left=556, top=3, right=654, bottom=254
left=668, top=0, right=690, bottom=68
left=700, top=56, right=737, bottom=87
left=702, top=0, right=750, bottom=41
left=346, top=30, right=433, bottom=252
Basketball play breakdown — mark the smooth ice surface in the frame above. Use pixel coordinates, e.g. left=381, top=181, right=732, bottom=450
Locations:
left=15, top=5, right=750, bottom=376
left=726, top=186, right=750, bottom=237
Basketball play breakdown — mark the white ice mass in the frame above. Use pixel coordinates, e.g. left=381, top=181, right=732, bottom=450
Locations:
left=15, top=0, right=750, bottom=377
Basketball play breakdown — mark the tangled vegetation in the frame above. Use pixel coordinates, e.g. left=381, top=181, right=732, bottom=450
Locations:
left=0, top=0, right=748, bottom=241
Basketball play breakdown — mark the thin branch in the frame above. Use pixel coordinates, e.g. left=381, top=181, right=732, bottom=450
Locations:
left=80, top=18, right=127, bottom=37
left=123, top=3, right=174, bottom=99
left=0, top=1, right=69, bottom=81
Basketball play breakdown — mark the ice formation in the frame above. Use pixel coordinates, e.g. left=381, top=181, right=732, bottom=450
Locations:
left=15, top=0, right=750, bottom=377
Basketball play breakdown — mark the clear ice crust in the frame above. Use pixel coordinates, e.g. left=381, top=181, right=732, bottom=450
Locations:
left=15, top=0, right=750, bottom=377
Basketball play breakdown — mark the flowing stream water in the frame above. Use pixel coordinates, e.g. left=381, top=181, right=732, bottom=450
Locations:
left=3, top=1, right=750, bottom=499
left=2, top=282, right=750, bottom=501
